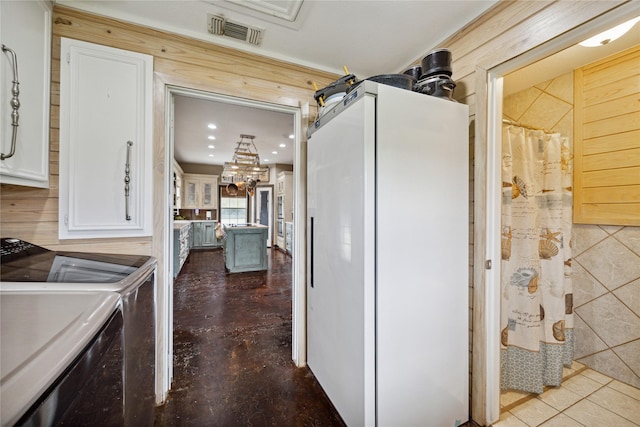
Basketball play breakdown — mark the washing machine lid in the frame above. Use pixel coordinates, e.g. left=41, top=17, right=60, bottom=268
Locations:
left=0, top=291, right=121, bottom=426
left=0, top=238, right=153, bottom=285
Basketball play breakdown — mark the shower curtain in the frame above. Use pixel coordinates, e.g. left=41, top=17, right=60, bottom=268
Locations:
left=500, top=125, right=574, bottom=394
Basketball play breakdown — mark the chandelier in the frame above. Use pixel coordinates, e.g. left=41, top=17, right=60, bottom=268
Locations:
left=222, top=134, right=269, bottom=195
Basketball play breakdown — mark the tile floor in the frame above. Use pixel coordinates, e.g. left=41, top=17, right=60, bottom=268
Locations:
left=494, top=362, right=640, bottom=426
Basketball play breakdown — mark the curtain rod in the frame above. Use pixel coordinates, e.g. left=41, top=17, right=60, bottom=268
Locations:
left=502, top=118, right=549, bottom=133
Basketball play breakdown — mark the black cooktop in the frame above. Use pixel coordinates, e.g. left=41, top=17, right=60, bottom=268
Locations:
left=1, top=238, right=150, bottom=283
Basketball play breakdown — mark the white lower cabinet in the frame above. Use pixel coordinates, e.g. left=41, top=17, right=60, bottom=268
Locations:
left=173, top=222, right=191, bottom=278
left=58, top=38, right=153, bottom=239
left=0, top=0, right=51, bottom=188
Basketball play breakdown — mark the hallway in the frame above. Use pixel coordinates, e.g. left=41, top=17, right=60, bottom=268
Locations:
left=154, top=248, right=345, bottom=426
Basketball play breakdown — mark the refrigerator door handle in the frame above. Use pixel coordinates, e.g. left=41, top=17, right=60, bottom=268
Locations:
left=310, top=216, right=314, bottom=288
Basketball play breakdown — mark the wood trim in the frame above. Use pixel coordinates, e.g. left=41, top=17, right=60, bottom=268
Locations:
left=472, top=65, right=489, bottom=426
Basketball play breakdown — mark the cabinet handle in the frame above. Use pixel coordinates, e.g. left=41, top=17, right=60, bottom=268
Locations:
left=124, top=140, right=133, bottom=221
left=1, top=45, right=20, bottom=161
left=310, top=217, right=314, bottom=288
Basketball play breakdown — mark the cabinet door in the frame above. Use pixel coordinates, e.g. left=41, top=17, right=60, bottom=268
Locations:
left=202, top=181, right=213, bottom=209
left=182, top=175, right=218, bottom=209
left=59, top=38, right=153, bottom=239
left=184, top=179, right=198, bottom=208
left=191, top=222, right=203, bottom=247
left=202, top=222, right=216, bottom=246
left=0, top=0, right=51, bottom=188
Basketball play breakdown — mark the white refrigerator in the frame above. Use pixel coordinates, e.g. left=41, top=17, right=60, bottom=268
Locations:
left=307, top=81, right=469, bottom=427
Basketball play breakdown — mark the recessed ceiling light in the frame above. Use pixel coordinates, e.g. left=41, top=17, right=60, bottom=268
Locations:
left=272, top=151, right=278, bottom=155
left=208, top=144, right=215, bottom=149
left=289, top=134, right=294, bottom=139
left=263, top=158, right=270, bottom=162
left=208, top=136, right=216, bottom=140
left=208, top=123, right=217, bottom=129
left=208, top=154, right=214, bottom=157
left=279, top=143, right=286, bottom=148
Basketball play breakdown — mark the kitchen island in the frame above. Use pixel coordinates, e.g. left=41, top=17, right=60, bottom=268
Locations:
left=222, top=224, right=268, bottom=273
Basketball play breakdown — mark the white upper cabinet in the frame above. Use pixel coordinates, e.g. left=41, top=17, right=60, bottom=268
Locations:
left=0, top=0, right=51, bottom=188
left=59, top=38, right=153, bottom=239
left=182, top=173, right=218, bottom=210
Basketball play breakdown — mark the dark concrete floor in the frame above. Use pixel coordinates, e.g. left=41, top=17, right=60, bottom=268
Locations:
left=155, top=247, right=480, bottom=427
left=154, top=248, right=345, bottom=426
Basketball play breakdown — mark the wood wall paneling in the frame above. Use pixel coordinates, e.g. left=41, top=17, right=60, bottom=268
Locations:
left=0, top=5, right=338, bottom=253
left=583, top=129, right=640, bottom=154
left=574, top=44, right=640, bottom=226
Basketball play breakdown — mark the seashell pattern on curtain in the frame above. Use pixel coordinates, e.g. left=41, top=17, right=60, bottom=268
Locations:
left=500, top=125, right=574, bottom=394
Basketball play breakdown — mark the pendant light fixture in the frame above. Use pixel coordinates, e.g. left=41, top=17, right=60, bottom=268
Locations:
left=222, top=134, right=269, bottom=195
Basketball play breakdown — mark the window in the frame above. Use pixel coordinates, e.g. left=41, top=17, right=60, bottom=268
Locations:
left=219, top=186, right=248, bottom=225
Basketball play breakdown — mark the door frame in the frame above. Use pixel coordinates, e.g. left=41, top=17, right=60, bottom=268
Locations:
left=254, top=185, right=274, bottom=247
left=164, top=86, right=306, bottom=375
left=478, top=4, right=640, bottom=424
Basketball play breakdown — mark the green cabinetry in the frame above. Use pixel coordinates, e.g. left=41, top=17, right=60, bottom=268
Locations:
left=223, top=225, right=268, bottom=273
left=191, top=220, right=221, bottom=248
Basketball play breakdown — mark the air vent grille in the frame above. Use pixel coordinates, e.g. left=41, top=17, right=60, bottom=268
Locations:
left=209, top=14, right=224, bottom=35
left=207, top=14, right=264, bottom=46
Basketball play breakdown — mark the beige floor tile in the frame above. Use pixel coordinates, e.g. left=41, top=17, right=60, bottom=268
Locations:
left=609, top=380, right=640, bottom=401
left=538, top=386, right=583, bottom=411
left=501, top=389, right=533, bottom=408
left=563, top=399, right=637, bottom=427
left=580, top=368, right=613, bottom=385
left=502, top=368, right=640, bottom=427
left=510, top=398, right=558, bottom=426
left=562, top=361, right=586, bottom=378
left=570, top=361, right=585, bottom=371
left=562, top=373, right=605, bottom=397
left=588, top=386, right=640, bottom=424
left=492, top=411, right=530, bottom=427
left=539, top=413, right=584, bottom=427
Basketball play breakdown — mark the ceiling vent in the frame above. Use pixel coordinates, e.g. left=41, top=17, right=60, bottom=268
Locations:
left=207, top=14, right=264, bottom=46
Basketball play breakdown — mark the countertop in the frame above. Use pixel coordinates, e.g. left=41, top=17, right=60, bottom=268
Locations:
left=173, top=220, right=192, bottom=229
left=173, top=220, right=218, bottom=230
left=0, top=291, right=121, bottom=425
left=225, top=223, right=268, bottom=229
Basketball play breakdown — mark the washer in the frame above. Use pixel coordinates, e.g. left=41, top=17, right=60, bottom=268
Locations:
left=1, top=291, right=123, bottom=426
left=1, top=238, right=157, bottom=426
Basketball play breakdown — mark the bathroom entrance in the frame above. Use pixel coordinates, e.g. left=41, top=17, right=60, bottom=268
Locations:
left=483, top=6, right=640, bottom=424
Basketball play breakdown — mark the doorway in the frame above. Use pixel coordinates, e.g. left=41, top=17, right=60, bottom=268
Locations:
left=165, top=85, right=305, bottom=385
left=254, top=186, right=274, bottom=247
left=483, top=6, right=640, bottom=424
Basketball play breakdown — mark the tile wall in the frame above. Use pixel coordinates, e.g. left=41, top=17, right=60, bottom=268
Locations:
left=503, top=72, right=640, bottom=388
